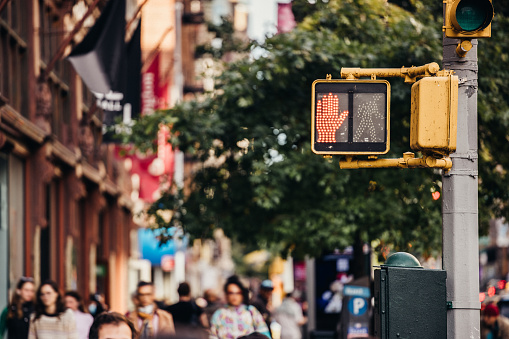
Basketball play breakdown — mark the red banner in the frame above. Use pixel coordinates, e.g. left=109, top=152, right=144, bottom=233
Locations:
left=141, top=53, right=160, bottom=115
left=130, top=52, right=175, bottom=202
left=277, top=3, right=296, bottom=34
left=114, top=143, right=174, bottom=203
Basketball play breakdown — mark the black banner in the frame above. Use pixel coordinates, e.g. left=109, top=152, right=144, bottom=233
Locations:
left=67, top=0, right=141, bottom=134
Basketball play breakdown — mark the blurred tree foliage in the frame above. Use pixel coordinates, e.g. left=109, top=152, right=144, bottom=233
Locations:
left=126, top=0, right=508, bottom=261
left=195, top=16, right=250, bottom=59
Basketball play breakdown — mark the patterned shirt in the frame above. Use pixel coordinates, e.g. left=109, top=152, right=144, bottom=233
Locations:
left=209, top=304, right=270, bottom=339
left=28, top=308, right=78, bottom=339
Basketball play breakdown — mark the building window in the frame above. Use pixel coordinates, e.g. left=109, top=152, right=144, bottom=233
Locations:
left=39, top=0, right=71, bottom=83
left=39, top=1, right=72, bottom=139
left=49, top=80, right=70, bottom=139
left=0, top=0, right=28, bottom=114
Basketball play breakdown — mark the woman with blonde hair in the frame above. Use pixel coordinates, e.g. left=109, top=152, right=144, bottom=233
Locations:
left=29, top=280, right=78, bottom=339
left=0, top=277, right=35, bottom=339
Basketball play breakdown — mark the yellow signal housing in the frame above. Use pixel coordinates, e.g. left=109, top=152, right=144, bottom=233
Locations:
left=410, top=75, right=458, bottom=156
left=444, top=0, right=494, bottom=38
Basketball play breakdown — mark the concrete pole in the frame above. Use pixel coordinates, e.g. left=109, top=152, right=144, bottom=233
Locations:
left=442, top=32, right=481, bottom=339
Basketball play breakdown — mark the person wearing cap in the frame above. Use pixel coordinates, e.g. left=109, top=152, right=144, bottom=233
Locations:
left=481, top=303, right=509, bottom=339
left=251, top=280, right=274, bottom=333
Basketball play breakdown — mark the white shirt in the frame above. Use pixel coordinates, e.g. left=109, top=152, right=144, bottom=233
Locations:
left=73, top=310, right=94, bottom=339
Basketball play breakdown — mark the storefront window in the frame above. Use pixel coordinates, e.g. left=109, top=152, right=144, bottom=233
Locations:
left=66, top=236, right=78, bottom=291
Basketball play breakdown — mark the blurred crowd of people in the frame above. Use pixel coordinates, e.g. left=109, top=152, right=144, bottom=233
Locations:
left=0, top=275, right=306, bottom=339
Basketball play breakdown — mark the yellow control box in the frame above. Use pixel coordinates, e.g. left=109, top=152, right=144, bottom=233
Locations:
left=410, top=75, right=458, bottom=155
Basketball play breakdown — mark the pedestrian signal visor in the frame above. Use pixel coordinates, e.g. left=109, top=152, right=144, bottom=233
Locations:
left=311, top=79, right=390, bottom=155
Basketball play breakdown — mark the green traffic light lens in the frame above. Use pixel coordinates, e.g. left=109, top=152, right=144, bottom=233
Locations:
left=455, top=0, right=493, bottom=32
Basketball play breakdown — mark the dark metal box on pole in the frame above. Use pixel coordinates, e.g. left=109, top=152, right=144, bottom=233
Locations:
left=373, top=253, right=447, bottom=339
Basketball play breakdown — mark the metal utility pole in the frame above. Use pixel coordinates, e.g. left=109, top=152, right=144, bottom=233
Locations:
left=442, top=0, right=493, bottom=337
left=442, top=32, right=481, bottom=339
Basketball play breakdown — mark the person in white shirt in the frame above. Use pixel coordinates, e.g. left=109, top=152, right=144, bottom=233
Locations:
left=274, top=291, right=307, bottom=339
left=65, top=291, right=94, bottom=339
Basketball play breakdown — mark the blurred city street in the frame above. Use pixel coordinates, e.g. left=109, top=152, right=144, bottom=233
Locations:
left=0, top=1, right=508, bottom=338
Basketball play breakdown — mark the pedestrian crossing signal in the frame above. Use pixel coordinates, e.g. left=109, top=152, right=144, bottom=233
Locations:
left=311, top=79, right=390, bottom=155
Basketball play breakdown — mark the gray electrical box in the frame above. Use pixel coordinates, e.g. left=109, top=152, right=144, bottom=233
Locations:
left=374, top=265, right=447, bottom=339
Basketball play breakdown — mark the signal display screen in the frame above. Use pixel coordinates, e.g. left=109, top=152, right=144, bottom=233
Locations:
left=456, top=0, right=490, bottom=31
left=312, top=81, right=390, bottom=155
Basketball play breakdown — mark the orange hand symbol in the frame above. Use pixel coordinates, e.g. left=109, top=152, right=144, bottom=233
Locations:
left=316, top=93, right=348, bottom=143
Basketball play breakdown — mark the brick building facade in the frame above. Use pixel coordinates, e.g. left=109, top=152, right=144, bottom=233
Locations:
left=0, top=0, right=136, bottom=312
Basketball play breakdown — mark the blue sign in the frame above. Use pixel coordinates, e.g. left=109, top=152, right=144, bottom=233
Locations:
left=347, top=324, right=369, bottom=337
left=348, top=297, right=368, bottom=316
left=138, top=229, right=175, bottom=265
left=344, top=285, right=371, bottom=298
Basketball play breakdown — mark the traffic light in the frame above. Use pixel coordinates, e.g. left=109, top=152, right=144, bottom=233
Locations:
left=410, top=75, right=458, bottom=155
left=311, top=80, right=390, bottom=155
left=444, top=0, right=494, bottom=38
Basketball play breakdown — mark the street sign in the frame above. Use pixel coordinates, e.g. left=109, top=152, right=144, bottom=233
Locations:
left=348, top=297, right=368, bottom=316
left=311, top=79, right=390, bottom=155
left=161, top=254, right=175, bottom=272
left=344, top=285, right=371, bottom=298
left=341, top=283, right=371, bottom=339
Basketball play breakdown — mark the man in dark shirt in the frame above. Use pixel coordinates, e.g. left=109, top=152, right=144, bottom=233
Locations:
left=166, top=282, right=207, bottom=338
left=251, top=280, right=274, bottom=331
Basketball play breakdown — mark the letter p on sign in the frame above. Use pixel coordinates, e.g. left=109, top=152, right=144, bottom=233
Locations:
left=348, top=297, right=367, bottom=316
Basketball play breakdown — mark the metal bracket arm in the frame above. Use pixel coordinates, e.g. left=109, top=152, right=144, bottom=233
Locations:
left=339, top=152, right=452, bottom=170
left=446, top=301, right=481, bottom=310
left=340, top=62, right=440, bottom=83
